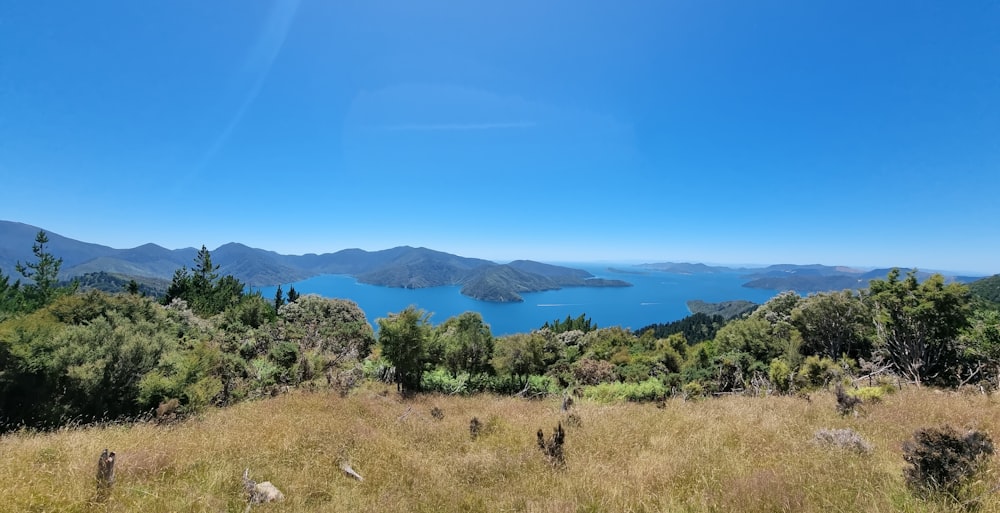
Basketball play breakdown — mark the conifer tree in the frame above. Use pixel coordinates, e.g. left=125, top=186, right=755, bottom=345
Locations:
left=15, top=230, right=63, bottom=308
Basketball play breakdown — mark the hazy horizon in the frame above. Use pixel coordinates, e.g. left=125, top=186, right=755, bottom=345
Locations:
left=2, top=2, right=997, bottom=274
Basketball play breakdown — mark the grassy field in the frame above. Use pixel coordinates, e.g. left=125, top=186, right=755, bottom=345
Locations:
left=1, top=386, right=998, bottom=513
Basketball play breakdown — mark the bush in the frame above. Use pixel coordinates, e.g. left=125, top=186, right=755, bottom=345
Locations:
left=583, top=378, right=667, bottom=403
left=903, top=425, right=994, bottom=501
left=769, top=359, right=793, bottom=394
left=681, top=381, right=706, bottom=401
left=572, top=358, right=618, bottom=385
left=421, top=369, right=470, bottom=395
left=848, top=386, right=889, bottom=403
left=797, top=356, right=843, bottom=389
left=835, top=384, right=862, bottom=416
left=268, top=341, right=299, bottom=369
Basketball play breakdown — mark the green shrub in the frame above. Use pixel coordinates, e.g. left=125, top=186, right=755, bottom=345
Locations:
left=583, top=378, right=667, bottom=403
left=269, top=341, right=299, bottom=369
left=681, top=381, right=706, bottom=401
left=797, top=355, right=843, bottom=389
left=421, top=369, right=469, bottom=395
left=249, top=357, right=280, bottom=388
left=524, top=374, right=560, bottom=397
left=769, top=359, right=793, bottom=393
left=848, top=386, right=886, bottom=403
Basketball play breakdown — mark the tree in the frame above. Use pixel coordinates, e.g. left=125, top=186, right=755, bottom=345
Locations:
left=958, top=307, right=1000, bottom=386
left=714, top=316, right=795, bottom=366
left=377, top=307, right=432, bottom=392
left=286, top=285, right=300, bottom=303
left=792, top=290, right=872, bottom=361
left=492, top=332, right=547, bottom=387
left=274, top=285, right=285, bottom=311
left=15, top=230, right=64, bottom=308
left=163, top=246, right=244, bottom=317
left=866, top=269, right=970, bottom=386
left=435, top=311, right=495, bottom=377
left=191, top=245, right=219, bottom=298
left=0, top=267, right=22, bottom=316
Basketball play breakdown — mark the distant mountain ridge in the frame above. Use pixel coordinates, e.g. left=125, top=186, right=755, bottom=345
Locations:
left=639, top=260, right=983, bottom=293
left=2, top=220, right=984, bottom=301
left=0, top=221, right=629, bottom=303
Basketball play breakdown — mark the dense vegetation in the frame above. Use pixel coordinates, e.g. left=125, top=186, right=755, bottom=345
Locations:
left=2, top=231, right=1000, bottom=432
left=969, top=274, right=1000, bottom=304
left=685, top=299, right=757, bottom=319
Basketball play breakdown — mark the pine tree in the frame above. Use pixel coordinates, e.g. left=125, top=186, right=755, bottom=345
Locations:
left=274, top=284, right=285, bottom=311
left=15, top=230, right=63, bottom=308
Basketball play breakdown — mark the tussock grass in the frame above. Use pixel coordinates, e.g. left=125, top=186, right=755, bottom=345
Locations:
left=1, top=385, right=998, bottom=512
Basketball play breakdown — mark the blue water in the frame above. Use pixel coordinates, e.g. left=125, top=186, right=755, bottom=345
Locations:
left=255, top=266, right=780, bottom=336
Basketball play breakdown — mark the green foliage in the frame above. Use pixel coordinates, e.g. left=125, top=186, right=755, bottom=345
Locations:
left=796, top=356, right=843, bottom=390
left=848, top=386, right=889, bottom=403
left=583, top=378, right=667, bottom=403
left=681, top=381, right=706, bottom=400
left=637, top=312, right=727, bottom=344
left=0, top=267, right=22, bottom=318
left=714, top=317, right=791, bottom=365
left=139, top=339, right=224, bottom=412
left=377, top=306, right=433, bottom=392
left=541, top=313, right=596, bottom=334
left=279, top=295, right=375, bottom=360
left=14, top=230, right=65, bottom=309
left=960, top=307, right=1000, bottom=386
left=968, top=274, right=1000, bottom=304
left=866, top=269, right=971, bottom=386
left=221, top=293, right=276, bottom=329
left=580, top=326, right=635, bottom=361
left=434, top=311, right=495, bottom=377
left=69, top=271, right=167, bottom=298
left=163, top=246, right=246, bottom=318
left=492, top=332, right=547, bottom=385
left=686, top=299, right=758, bottom=320
left=274, top=284, right=285, bottom=311
left=420, top=368, right=471, bottom=395
left=1, top=279, right=380, bottom=430
left=769, top=358, right=793, bottom=393
left=792, top=290, right=872, bottom=361
left=269, top=341, right=299, bottom=369
left=1, top=292, right=189, bottom=427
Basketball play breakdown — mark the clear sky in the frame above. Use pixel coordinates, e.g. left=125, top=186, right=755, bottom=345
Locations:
left=1, top=1, right=998, bottom=274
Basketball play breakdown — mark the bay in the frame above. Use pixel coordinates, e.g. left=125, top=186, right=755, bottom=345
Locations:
left=255, top=265, right=780, bottom=336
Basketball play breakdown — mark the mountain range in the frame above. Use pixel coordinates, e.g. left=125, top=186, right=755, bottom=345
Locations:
left=0, top=221, right=630, bottom=303
left=639, top=261, right=983, bottom=292
left=2, top=220, right=988, bottom=302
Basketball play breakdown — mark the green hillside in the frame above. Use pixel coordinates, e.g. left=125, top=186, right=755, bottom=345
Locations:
left=969, top=274, right=1000, bottom=304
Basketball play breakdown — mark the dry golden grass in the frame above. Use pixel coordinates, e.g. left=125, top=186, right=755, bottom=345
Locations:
left=1, top=385, right=998, bottom=513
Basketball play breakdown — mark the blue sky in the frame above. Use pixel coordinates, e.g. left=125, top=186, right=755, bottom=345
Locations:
left=1, top=1, right=998, bottom=274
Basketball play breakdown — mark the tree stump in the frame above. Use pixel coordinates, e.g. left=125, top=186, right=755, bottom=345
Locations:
left=96, top=449, right=116, bottom=500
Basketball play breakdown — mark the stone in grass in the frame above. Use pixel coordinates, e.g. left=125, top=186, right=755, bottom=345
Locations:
left=243, top=468, right=285, bottom=504
left=813, top=428, right=874, bottom=455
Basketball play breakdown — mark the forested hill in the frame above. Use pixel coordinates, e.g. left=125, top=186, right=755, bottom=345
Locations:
left=637, top=258, right=984, bottom=293
left=0, top=221, right=629, bottom=302
left=970, top=274, right=1000, bottom=304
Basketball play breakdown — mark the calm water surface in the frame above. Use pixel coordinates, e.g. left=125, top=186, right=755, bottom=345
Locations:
left=256, top=266, right=779, bottom=335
